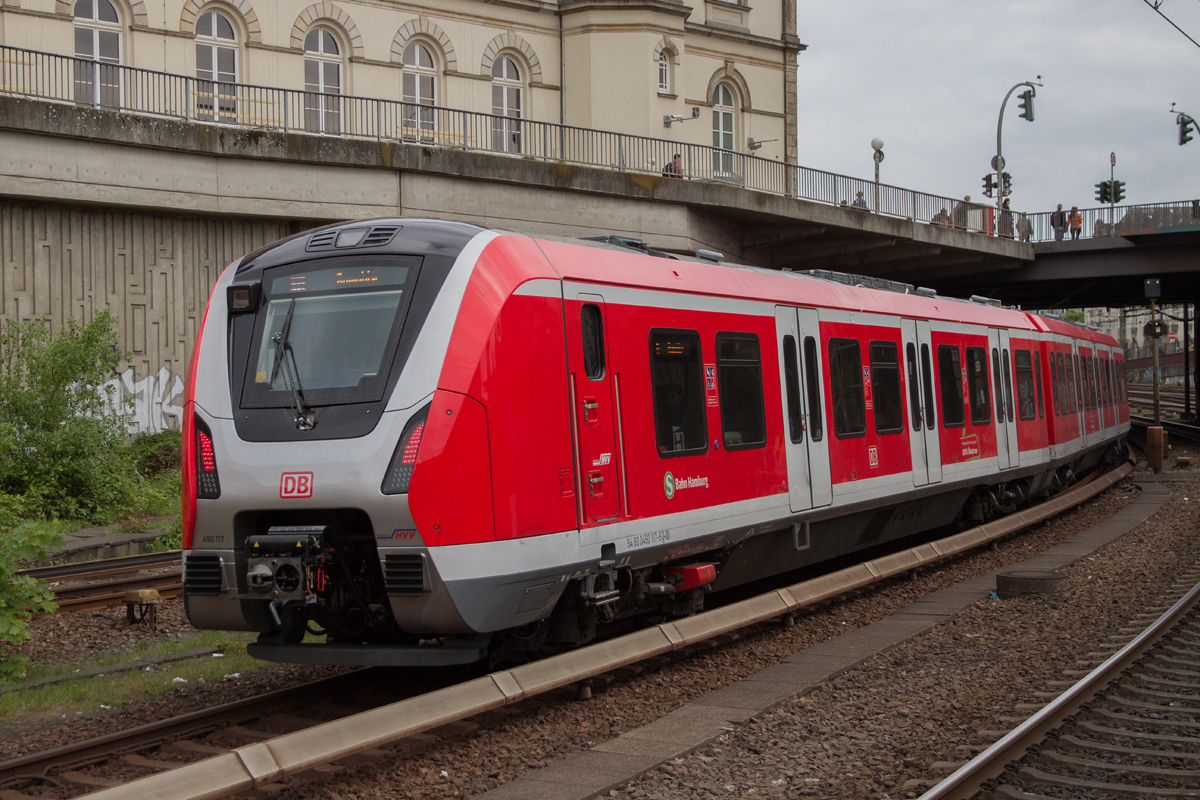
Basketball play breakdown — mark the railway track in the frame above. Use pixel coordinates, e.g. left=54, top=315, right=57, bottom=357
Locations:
left=0, top=451, right=1136, bottom=800
left=918, top=565, right=1200, bottom=800
left=17, top=552, right=183, bottom=614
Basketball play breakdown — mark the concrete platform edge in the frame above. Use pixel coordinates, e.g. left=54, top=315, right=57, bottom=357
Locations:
left=473, top=472, right=1173, bottom=800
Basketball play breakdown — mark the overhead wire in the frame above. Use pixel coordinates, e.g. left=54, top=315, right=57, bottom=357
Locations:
left=1140, top=0, right=1200, bottom=49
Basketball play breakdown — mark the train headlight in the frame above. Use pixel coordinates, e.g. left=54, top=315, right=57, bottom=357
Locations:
left=382, top=404, right=430, bottom=495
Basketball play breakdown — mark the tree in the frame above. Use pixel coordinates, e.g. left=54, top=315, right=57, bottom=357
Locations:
left=1064, top=309, right=1086, bottom=324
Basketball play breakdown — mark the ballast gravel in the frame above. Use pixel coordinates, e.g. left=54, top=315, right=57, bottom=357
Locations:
left=1, top=448, right=1195, bottom=800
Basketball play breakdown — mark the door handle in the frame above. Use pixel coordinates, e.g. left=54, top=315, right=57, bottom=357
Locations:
left=583, top=400, right=599, bottom=410
left=588, top=472, right=603, bottom=496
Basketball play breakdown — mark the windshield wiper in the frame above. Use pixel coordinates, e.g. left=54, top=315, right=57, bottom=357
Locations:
left=269, top=299, right=316, bottom=430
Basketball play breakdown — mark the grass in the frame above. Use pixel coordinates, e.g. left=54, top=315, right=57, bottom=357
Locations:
left=0, top=629, right=261, bottom=725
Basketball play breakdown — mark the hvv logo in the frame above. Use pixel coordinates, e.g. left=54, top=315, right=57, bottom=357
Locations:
left=280, top=472, right=314, bottom=498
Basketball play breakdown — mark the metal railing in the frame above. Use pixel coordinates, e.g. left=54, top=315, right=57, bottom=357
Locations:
left=1025, top=200, right=1200, bottom=243
left=0, top=43, right=1002, bottom=233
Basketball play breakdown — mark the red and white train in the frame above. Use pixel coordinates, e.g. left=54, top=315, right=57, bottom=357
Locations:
left=181, top=219, right=1129, bottom=666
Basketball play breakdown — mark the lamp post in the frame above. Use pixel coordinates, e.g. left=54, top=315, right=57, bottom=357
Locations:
left=871, top=138, right=884, bottom=214
left=994, top=77, right=1042, bottom=229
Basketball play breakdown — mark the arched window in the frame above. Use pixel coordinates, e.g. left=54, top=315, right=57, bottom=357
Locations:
left=711, top=83, right=736, bottom=175
left=304, top=27, right=341, bottom=134
left=401, top=41, right=436, bottom=140
left=491, top=55, right=522, bottom=154
left=195, top=9, right=238, bottom=122
left=73, top=0, right=122, bottom=108
left=658, top=51, right=671, bottom=95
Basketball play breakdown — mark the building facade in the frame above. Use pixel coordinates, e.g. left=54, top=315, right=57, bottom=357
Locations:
left=0, top=0, right=803, bottom=165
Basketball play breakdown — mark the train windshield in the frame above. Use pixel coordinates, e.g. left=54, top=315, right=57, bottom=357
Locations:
left=241, top=256, right=418, bottom=407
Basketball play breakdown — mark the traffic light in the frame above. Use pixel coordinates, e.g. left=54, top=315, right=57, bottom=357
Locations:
left=1000, top=172, right=1012, bottom=197
left=981, top=174, right=995, bottom=198
left=1180, top=115, right=1195, bottom=146
left=1111, top=180, right=1126, bottom=204
left=1095, top=180, right=1111, bottom=204
left=1018, top=89, right=1034, bottom=122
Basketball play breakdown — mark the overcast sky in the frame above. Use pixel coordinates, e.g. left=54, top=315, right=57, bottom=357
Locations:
left=795, top=0, right=1200, bottom=214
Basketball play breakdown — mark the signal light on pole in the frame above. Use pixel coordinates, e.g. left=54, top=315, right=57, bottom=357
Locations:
left=1017, top=89, right=1034, bottom=122
left=1111, top=180, right=1126, bottom=204
left=1095, top=180, right=1111, bottom=204
left=981, top=174, right=995, bottom=198
left=1000, top=172, right=1012, bottom=197
left=1180, top=115, right=1195, bottom=146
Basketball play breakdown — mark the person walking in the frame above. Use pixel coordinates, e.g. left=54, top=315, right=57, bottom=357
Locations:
left=851, top=191, right=868, bottom=210
left=1069, top=206, right=1082, bottom=240
left=998, top=199, right=1014, bottom=239
left=1050, top=204, right=1067, bottom=241
left=951, top=195, right=972, bottom=230
left=1017, top=212, right=1033, bottom=242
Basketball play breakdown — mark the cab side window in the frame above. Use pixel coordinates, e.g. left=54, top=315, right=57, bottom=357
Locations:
left=716, top=333, right=766, bottom=450
left=581, top=304, right=605, bottom=380
left=650, top=330, right=707, bottom=456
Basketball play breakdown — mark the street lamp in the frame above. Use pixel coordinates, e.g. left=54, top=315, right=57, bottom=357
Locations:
left=871, top=138, right=884, bottom=214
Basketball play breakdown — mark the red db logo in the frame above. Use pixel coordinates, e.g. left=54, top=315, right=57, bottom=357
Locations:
left=280, top=472, right=313, bottom=498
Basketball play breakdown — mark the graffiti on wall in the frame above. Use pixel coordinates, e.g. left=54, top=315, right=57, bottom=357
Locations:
left=102, top=366, right=185, bottom=434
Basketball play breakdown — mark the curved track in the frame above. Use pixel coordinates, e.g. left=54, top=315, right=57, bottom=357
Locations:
left=17, top=552, right=183, bottom=614
left=0, top=451, right=1136, bottom=800
left=919, top=566, right=1200, bottom=800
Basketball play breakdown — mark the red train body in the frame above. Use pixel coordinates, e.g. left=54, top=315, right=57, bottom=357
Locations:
left=181, top=220, right=1128, bottom=665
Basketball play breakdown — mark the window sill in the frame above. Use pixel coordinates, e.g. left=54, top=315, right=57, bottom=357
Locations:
left=657, top=92, right=677, bottom=99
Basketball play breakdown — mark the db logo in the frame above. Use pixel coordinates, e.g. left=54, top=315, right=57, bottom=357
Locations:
left=868, top=446, right=879, bottom=468
left=280, top=472, right=313, bottom=498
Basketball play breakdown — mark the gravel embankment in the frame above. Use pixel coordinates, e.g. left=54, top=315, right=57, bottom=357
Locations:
left=2, top=450, right=1189, bottom=800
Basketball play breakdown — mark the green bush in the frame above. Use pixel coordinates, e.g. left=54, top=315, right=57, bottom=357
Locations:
left=0, top=311, right=133, bottom=523
left=0, top=521, right=64, bottom=683
left=147, top=516, right=183, bottom=552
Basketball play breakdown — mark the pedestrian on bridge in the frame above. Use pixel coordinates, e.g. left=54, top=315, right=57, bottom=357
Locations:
left=1018, top=212, right=1033, bottom=242
left=1069, top=206, right=1082, bottom=240
left=1050, top=204, right=1067, bottom=241
left=951, top=196, right=972, bottom=230
left=998, top=199, right=1014, bottom=239
left=851, top=191, right=868, bottom=210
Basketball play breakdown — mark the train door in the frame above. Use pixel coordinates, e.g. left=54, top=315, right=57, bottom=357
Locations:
left=901, top=320, right=943, bottom=486
left=774, top=306, right=832, bottom=512
left=916, top=321, right=942, bottom=483
left=988, top=329, right=1019, bottom=469
left=566, top=294, right=622, bottom=524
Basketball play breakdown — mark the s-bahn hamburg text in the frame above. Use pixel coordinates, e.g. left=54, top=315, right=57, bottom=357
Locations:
left=180, top=218, right=1130, bottom=667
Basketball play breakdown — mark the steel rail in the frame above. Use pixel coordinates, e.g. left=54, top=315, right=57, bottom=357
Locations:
left=0, top=670, right=364, bottom=783
left=917, top=575, right=1200, bottom=800
left=1129, top=414, right=1200, bottom=444
left=80, top=455, right=1135, bottom=800
left=19, top=551, right=182, bottom=582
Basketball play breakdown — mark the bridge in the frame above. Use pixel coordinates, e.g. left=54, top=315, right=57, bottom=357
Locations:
left=903, top=201, right=1200, bottom=308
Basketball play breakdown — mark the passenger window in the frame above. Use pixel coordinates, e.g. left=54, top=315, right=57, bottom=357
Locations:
left=581, top=304, right=605, bottom=380
left=1080, top=352, right=1089, bottom=410
left=782, top=335, right=803, bottom=444
left=920, top=343, right=936, bottom=429
left=1034, top=352, right=1044, bottom=419
left=869, top=341, right=903, bottom=435
left=1063, top=353, right=1075, bottom=413
left=966, top=346, right=991, bottom=426
left=716, top=334, right=766, bottom=450
left=937, top=344, right=964, bottom=428
left=1002, top=350, right=1014, bottom=423
left=803, top=336, right=824, bottom=442
left=1015, top=350, right=1036, bottom=421
left=906, top=343, right=921, bottom=431
left=650, top=330, right=707, bottom=456
left=991, top=348, right=1004, bottom=423
left=1050, top=352, right=1060, bottom=416
left=1083, top=357, right=1093, bottom=410
left=828, top=338, right=866, bottom=438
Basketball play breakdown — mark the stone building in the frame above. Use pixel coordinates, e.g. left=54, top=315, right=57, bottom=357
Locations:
left=0, top=0, right=805, bottom=431
left=0, top=0, right=803, bottom=164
